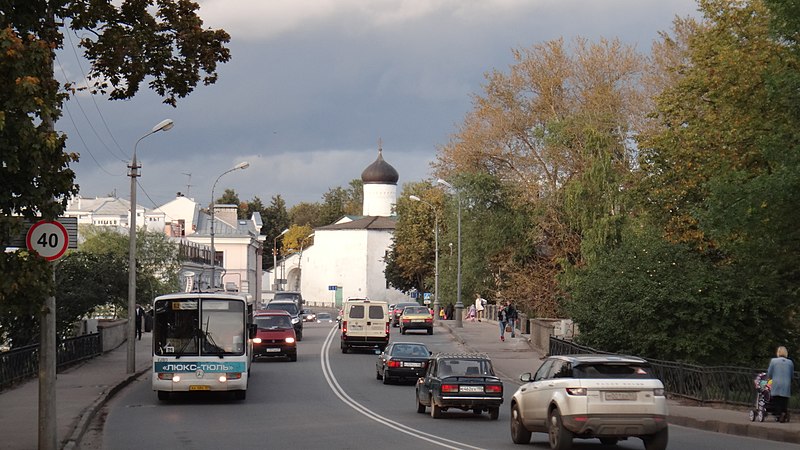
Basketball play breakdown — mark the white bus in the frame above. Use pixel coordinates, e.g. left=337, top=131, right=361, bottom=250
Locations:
left=151, top=291, right=255, bottom=401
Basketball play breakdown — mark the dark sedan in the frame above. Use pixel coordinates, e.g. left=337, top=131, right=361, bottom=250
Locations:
left=376, top=342, right=431, bottom=384
left=415, top=353, right=503, bottom=420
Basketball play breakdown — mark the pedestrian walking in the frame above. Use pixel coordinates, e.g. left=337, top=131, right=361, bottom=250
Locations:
left=135, top=304, right=145, bottom=340
left=506, top=301, right=518, bottom=338
left=445, top=303, right=454, bottom=320
left=767, top=346, right=794, bottom=423
left=498, top=303, right=509, bottom=341
left=474, top=293, right=486, bottom=322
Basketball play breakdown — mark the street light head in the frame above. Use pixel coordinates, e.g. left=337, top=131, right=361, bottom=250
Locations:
left=409, top=195, right=421, bottom=201
left=436, top=178, right=453, bottom=189
left=235, top=161, right=250, bottom=170
left=152, top=119, right=174, bottom=133
left=279, top=228, right=289, bottom=236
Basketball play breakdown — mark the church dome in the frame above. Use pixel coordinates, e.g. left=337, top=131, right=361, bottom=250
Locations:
left=361, top=148, right=399, bottom=185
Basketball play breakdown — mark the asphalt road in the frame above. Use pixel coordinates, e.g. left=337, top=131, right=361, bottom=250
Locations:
left=82, top=324, right=800, bottom=450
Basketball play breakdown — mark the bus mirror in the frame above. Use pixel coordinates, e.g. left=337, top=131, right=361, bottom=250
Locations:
left=248, top=323, right=257, bottom=339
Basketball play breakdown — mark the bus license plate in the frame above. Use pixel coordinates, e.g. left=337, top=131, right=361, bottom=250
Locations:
left=189, top=385, right=210, bottom=391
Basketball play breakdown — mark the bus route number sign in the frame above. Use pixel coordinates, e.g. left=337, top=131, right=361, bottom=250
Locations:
left=26, top=220, right=70, bottom=261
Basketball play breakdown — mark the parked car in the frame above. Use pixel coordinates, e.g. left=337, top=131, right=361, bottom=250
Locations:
left=376, top=342, right=431, bottom=384
left=316, top=312, right=334, bottom=323
left=252, top=310, right=297, bottom=362
left=509, top=354, right=668, bottom=450
left=415, top=353, right=503, bottom=420
left=266, top=300, right=303, bottom=341
left=399, top=305, right=433, bottom=335
left=391, top=302, right=420, bottom=327
left=301, top=308, right=316, bottom=322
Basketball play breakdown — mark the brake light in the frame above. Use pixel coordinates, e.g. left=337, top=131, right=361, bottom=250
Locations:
left=566, top=387, right=587, bottom=396
left=442, top=384, right=459, bottom=393
left=402, top=318, right=411, bottom=323
left=485, top=384, right=502, bottom=394
left=342, top=321, right=347, bottom=334
left=387, top=360, right=401, bottom=368
left=425, top=318, right=432, bottom=323
left=385, top=322, right=390, bottom=334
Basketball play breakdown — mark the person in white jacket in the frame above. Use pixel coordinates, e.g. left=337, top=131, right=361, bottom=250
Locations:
left=474, top=293, right=486, bottom=322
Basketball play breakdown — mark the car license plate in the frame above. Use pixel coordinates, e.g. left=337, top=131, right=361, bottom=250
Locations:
left=189, top=385, right=210, bottom=391
left=403, top=362, right=422, bottom=367
left=266, top=348, right=281, bottom=352
left=460, top=385, right=484, bottom=393
left=413, top=319, right=424, bottom=322
left=605, top=391, right=636, bottom=401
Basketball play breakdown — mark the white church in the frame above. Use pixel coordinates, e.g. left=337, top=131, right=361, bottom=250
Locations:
left=269, top=147, right=411, bottom=307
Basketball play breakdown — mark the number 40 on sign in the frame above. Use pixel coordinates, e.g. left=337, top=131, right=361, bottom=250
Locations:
left=26, top=220, right=70, bottom=261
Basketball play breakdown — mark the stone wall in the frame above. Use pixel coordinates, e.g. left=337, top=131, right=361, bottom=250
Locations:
left=97, top=319, right=127, bottom=353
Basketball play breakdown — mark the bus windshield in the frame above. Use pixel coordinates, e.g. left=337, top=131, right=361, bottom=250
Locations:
left=153, top=297, right=246, bottom=357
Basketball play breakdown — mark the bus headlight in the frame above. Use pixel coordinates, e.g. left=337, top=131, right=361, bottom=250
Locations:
left=218, top=375, right=227, bottom=383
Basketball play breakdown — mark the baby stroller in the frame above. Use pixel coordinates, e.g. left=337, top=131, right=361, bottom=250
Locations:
left=748, top=372, right=786, bottom=422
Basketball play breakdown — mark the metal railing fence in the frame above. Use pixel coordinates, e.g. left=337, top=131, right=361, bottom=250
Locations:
left=549, top=336, right=799, bottom=412
left=0, top=333, right=102, bottom=391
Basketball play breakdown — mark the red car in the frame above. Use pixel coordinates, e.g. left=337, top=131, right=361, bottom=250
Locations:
left=253, top=310, right=297, bottom=362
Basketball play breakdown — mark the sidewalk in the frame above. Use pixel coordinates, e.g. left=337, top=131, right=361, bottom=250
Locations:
left=0, top=333, right=152, bottom=450
left=437, top=317, right=800, bottom=444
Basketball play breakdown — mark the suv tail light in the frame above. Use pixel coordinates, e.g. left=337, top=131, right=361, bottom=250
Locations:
left=442, top=384, right=459, bottom=393
left=387, top=360, right=401, bottom=368
left=342, top=321, right=347, bottom=334
left=385, top=322, right=390, bottom=334
left=485, top=384, right=502, bottom=394
left=566, top=387, right=587, bottom=396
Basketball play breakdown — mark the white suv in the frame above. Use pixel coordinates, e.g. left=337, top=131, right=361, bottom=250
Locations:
left=510, top=355, right=668, bottom=450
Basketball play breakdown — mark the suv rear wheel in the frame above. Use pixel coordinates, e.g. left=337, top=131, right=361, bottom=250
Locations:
left=548, top=408, right=573, bottom=450
left=643, top=427, right=668, bottom=450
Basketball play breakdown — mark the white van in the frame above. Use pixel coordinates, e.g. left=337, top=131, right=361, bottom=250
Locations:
left=340, top=298, right=389, bottom=353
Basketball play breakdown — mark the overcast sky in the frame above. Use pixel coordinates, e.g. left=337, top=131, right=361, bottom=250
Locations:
left=56, top=0, right=700, bottom=210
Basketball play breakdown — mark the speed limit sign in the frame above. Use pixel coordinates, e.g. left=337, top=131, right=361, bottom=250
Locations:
left=26, top=220, right=70, bottom=261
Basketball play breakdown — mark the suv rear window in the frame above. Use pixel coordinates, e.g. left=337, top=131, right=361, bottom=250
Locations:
left=573, top=363, right=655, bottom=379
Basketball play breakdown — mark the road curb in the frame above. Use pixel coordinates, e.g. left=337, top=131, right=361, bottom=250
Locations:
left=62, top=366, right=149, bottom=450
left=667, top=415, right=800, bottom=444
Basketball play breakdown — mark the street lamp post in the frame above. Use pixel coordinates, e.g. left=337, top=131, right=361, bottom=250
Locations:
left=436, top=178, right=462, bottom=328
left=409, top=195, right=439, bottom=322
left=209, top=162, right=250, bottom=289
left=128, top=118, right=174, bottom=374
left=272, top=228, right=289, bottom=290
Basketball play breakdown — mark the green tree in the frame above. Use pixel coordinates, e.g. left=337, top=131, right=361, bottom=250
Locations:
left=318, top=179, right=363, bottom=224
left=385, top=181, right=443, bottom=293
left=0, top=0, right=230, bottom=342
left=262, top=195, right=290, bottom=270
left=215, top=188, right=245, bottom=219
left=289, top=201, right=324, bottom=228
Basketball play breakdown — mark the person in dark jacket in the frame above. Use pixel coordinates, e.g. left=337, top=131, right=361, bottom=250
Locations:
left=135, top=304, right=145, bottom=340
left=506, top=301, right=518, bottom=338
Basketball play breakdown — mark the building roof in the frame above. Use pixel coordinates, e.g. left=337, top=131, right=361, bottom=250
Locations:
left=317, top=215, right=397, bottom=231
left=361, top=147, right=399, bottom=185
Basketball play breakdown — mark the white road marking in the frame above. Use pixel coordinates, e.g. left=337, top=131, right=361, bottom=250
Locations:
left=319, top=326, right=485, bottom=450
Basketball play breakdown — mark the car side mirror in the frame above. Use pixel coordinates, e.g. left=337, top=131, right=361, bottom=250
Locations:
left=519, top=372, right=532, bottom=383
